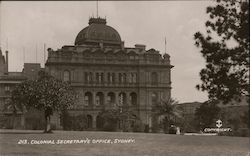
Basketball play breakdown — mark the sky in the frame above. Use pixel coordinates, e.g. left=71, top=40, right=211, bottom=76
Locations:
left=0, top=1, right=215, bottom=103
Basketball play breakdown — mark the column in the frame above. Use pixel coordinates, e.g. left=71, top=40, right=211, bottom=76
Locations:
left=92, top=115, right=96, bottom=129
left=103, top=72, right=107, bottom=86
left=92, top=91, right=96, bottom=108
left=115, top=92, right=119, bottom=106
left=102, top=92, right=105, bottom=108
left=82, top=91, right=85, bottom=108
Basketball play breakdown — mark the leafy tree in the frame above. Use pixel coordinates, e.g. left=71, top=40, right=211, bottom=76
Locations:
left=11, top=71, right=77, bottom=133
left=194, top=0, right=249, bottom=103
left=154, top=98, right=182, bottom=133
left=195, top=100, right=221, bottom=130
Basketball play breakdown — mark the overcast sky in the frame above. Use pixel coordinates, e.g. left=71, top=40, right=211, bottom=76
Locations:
left=0, top=1, right=214, bottom=103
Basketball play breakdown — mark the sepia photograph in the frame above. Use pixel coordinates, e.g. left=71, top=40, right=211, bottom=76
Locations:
left=0, top=0, right=249, bottom=156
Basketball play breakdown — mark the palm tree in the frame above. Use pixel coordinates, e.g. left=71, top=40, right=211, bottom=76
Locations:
left=154, top=98, right=182, bottom=133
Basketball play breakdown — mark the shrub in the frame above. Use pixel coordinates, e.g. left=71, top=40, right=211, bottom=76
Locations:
left=102, top=118, right=118, bottom=131
left=132, top=120, right=144, bottom=132
left=61, top=113, right=88, bottom=131
left=169, top=126, right=177, bottom=134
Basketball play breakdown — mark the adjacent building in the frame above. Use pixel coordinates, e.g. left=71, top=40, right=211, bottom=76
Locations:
left=0, top=48, right=44, bottom=129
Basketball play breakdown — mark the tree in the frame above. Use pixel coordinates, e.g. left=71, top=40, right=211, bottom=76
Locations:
left=195, top=100, right=221, bottom=130
left=194, top=0, right=249, bottom=103
left=154, top=98, right=182, bottom=133
left=11, top=71, right=77, bottom=133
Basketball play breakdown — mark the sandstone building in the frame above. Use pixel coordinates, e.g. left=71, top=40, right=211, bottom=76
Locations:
left=46, top=17, right=173, bottom=131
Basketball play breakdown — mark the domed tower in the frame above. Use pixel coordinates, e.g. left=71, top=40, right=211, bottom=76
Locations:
left=75, top=17, right=123, bottom=47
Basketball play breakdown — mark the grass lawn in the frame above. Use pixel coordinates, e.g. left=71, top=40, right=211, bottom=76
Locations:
left=0, top=129, right=249, bottom=156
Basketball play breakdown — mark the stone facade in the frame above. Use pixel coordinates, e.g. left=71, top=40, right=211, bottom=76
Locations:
left=46, top=17, right=173, bottom=131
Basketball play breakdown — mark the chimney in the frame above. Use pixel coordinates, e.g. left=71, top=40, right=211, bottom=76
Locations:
left=5, top=50, right=8, bottom=72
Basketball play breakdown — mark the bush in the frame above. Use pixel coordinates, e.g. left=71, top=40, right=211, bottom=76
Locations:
left=132, top=120, right=144, bottom=132
left=102, top=118, right=118, bottom=131
left=169, top=126, right=177, bottom=134
left=61, top=113, right=88, bottom=131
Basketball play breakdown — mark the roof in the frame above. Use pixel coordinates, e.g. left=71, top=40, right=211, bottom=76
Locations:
left=75, top=17, right=122, bottom=46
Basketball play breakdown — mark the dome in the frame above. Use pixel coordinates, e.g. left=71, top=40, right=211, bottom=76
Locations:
left=75, top=17, right=122, bottom=46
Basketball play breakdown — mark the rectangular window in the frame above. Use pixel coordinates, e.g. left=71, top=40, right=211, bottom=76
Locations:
left=107, top=73, right=111, bottom=83
left=96, top=73, right=99, bottom=84
left=5, top=86, right=10, bottom=92
left=101, top=73, right=104, bottom=83
left=119, top=73, right=122, bottom=83
left=111, top=73, right=115, bottom=84
left=84, top=72, right=88, bottom=83
left=133, top=73, right=137, bottom=83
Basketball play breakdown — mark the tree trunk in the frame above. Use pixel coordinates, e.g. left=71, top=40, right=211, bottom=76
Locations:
left=44, top=114, right=52, bottom=133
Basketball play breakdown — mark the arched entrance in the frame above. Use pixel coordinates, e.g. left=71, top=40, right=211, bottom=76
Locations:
left=96, top=115, right=104, bottom=130
left=87, top=115, right=93, bottom=129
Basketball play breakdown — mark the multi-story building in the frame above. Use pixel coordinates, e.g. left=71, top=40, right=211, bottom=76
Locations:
left=46, top=17, right=173, bottom=131
left=0, top=48, right=26, bottom=128
left=0, top=48, right=44, bottom=129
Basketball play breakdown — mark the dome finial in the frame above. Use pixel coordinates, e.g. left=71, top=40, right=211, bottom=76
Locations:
left=88, top=17, right=106, bottom=25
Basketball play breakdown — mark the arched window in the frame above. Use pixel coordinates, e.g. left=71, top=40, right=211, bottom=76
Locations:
left=118, top=92, right=126, bottom=106
left=84, top=92, right=93, bottom=106
left=151, top=72, right=158, bottom=85
left=130, top=92, right=137, bottom=105
left=96, top=92, right=104, bottom=106
left=151, top=92, right=158, bottom=105
left=63, top=70, right=70, bottom=82
left=107, top=92, right=115, bottom=106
